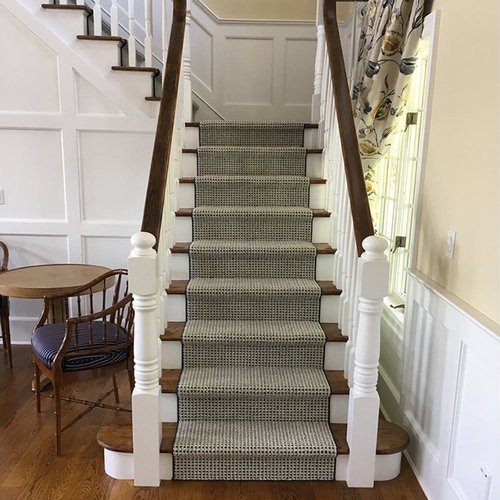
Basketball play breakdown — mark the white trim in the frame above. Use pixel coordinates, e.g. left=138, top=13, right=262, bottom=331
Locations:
left=408, top=268, right=500, bottom=338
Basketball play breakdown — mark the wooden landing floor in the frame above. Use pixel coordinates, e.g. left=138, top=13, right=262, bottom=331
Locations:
left=0, top=345, right=427, bottom=499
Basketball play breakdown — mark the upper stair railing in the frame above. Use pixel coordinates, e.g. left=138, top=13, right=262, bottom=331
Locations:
left=127, top=0, right=187, bottom=487
left=314, top=0, right=390, bottom=487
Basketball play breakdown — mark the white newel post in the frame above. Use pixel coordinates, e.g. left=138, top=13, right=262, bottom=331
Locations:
left=183, top=0, right=193, bottom=121
left=346, top=236, right=389, bottom=487
left=93, top=0, right=103, bottom=36
left=129, top=232, right=161, bottom=487
left=110, top=0, right=118, bottom=36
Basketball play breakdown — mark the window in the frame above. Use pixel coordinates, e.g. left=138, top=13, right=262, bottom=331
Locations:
left=376, top=37, right=431, bottom=309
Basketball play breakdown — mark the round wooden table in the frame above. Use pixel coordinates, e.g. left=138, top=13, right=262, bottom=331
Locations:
left=0, top=264, right=111, bottom=371
left=0, top=264, right=111, bottom=299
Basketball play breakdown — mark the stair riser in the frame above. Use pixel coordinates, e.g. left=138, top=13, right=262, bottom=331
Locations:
left=161, top=340, right=345, bottom=370
left=184, top=128, right=319, bottom=149
left=166, top=294, right=339, bottom=322
left=170, top=253, right=334, bottom=280
left=160, top=392, right=348, bottom=424
left=174, top=216, right=331, bottom=243
left=75, top=41, right=121, bottom=71
left=103, top=448, right=402, bottom=482
left=178, top=396, right=329, bottom=422
left=38, top=9, right=87, bottom=45
left=107, top=72, right=154, bottom=103
left=178, top=182, right=326, bottom=209
left=181, top=152, right=323, bottom=178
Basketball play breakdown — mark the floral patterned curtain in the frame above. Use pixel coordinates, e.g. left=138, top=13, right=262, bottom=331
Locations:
left=352, top=0, right=425, bottom=223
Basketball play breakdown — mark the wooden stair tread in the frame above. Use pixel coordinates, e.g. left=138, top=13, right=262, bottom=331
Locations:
left=325, top=370, right=349, bottom=394
left=145, top=96, right=161, bottom=101
left=331, top=420, right=410, bottom=455
left=170, top=242, right=335, bottom=255
left=181, top=148, right=322, bottom=154
left=41, top=4, right=92, bottom=14
left=161, top=322, right=345, bottom=342
left=179, top=177, right=326, bottom=184
left=185, top=122, right=318, bottom=129
left=98, top=419, right=408, bottom=456
left=77, top=35, right=125, bottom=43
left=97, top=415, right=176, bottom=453
left=111, top=66, right=160, bottom=74
left=161, top=368, right=347, bottom=395
left=166, top=280, right=340, bottom=295
left=175, top=208, right=330, bottom=217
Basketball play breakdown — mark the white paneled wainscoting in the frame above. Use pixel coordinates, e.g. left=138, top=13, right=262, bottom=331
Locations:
left=379, top=270, right=500, bottom=500
left=0, top=0, right=157, bottom=343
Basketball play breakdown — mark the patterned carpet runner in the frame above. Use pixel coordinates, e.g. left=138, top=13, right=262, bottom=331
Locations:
left=173, top=121, right=337, bottom=480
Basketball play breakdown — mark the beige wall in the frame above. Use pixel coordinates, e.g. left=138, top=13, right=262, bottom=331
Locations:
left=201, top=0, right=353, bottom=22
left=416, top=0, right=500, bottom=324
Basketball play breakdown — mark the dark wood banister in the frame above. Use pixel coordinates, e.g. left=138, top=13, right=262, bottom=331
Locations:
left=141, top=0, right=187, bottom=249
left=323, top=0, right=374, bottom=256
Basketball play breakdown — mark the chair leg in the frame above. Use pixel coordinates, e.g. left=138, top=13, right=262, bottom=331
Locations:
left=34, top=361, right=41, bottom=413
left=0, top=297, right=13, bottom=369
left=54, top=382, right=62, bottom=456
left=112, top=374, right=120, bottom=404
left=127, top=366, right=134, bottom=393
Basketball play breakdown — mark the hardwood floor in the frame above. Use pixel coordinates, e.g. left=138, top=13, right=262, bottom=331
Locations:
left=0, top=346, right=427, bottom=499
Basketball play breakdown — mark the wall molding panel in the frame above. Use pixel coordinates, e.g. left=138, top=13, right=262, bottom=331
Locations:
left=190, top=0, right=317, bottom=121
left=380, top=271, right=500, bottom=500
left=0, top=1, right=158, bottom=343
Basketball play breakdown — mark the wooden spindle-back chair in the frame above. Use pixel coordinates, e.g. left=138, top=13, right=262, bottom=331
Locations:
left=0, top=241, right=12, bottom=369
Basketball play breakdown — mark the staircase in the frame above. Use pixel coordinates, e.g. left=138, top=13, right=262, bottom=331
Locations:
left=22, top=0, right=410, bottom=488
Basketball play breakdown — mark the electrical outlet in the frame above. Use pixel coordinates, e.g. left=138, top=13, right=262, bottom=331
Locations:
left=0, top=189, right=4, bottom=205
left=480, top=464, right=493, bottom=499
left=446, top=230, right=456, bottom=258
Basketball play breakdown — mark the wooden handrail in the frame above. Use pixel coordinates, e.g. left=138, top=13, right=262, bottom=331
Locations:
left=141, top=0, right=187, bottom=248
left=323, top=0, right=374, bottom=256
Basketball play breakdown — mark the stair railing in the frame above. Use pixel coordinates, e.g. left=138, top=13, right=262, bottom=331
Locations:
left=315, top=0, right=390, bottom=487
left=127, top=0, right=187, bottom=487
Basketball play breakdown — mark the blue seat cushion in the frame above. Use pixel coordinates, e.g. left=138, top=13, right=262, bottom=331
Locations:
left=32, top=321, right=130, bottom=372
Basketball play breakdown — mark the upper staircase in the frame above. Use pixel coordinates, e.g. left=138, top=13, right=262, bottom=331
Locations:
left=27, top=0, right=410, bottom=488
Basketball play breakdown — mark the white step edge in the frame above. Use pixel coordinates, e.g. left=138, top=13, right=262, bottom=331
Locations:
left=102, top=449, right=402, bottom=482
left=183, top=127, right=318, bottom=150
left=166, top=293, right=339, bottom=323
left=159, top=391, right=348, bottom=424
left=181, top=151, right=323, bottom=178
left=170, top=252, right=334, bottom=281
left=174, top=216, right=331, bottom=244
left=177, top=182, right=326, bottom=210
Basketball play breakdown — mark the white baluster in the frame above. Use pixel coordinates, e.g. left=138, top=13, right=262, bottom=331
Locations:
left=183, top=0, right=193, bottom=121
left=93, top=0, right=102, bottom=36
left=59, top=0, right=68, bottom=5
left=312, top=25, right=325, bottom=123
left=162, top=0, right=170, bottom=68
left=129, top=232, right=161, bottom=486
left=76, top=0, right=85, bottom=5
left=128, top=0, right=137, bottom=67
left=144, top=0, right=153, bottom=67
left=346, top=236, right=389, bottom=487
left=110, top=0, right=119, bottom=36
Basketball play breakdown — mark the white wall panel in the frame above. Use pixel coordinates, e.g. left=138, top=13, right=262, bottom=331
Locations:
left=191, top=19, right=214, bottom=92
left=74, top=71, right=124, bottom=116
left=0, top=6, right=60, bottom=113
left=284, top=38, right=316, bottom=106
left=0, top=129, right=66, bottom=220
left=224, top=37, right=273, bottom=105
left=78, top=131, right=154, bottom=223
left=82, top=236, right=131, bottom=269
left=380, top=271, right=500, bottom=500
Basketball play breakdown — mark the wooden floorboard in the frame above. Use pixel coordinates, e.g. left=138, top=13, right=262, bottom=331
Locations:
left=0, top=346, right=426, bottom=499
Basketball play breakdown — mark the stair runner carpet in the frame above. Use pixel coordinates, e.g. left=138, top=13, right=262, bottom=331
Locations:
left=173, top=121, right=337, bottom=480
